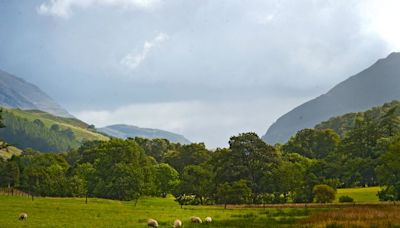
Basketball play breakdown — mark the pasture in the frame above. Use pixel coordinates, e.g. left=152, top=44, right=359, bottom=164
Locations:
left=0, top=186, right=396, bottom=228
left=335, top=186, right=380, bottom=203
left=0, top=195, right=316, bottom=227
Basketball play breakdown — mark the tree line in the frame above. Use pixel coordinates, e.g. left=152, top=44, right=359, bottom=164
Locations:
left=1, top=101, right=400, bottom=204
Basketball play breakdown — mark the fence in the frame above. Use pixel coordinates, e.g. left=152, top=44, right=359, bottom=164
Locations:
left=0, top=187, right=30, bottom=197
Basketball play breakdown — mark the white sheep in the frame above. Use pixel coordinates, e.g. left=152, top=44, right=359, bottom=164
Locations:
left=204, top=216, right=212, bottom=223
left=190, top=216, right=202, bottom=223
left=173, top=219, right=182, bottom=227
left=18, top=213, right=28, bottom=221
left=148, top=218, right=159, bottom=227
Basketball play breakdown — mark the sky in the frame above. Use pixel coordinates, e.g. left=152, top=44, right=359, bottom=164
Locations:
left=0, top=0, right=399, bottom=148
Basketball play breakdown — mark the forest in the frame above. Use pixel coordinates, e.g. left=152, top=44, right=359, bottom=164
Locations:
left=1, top=100, right=400, bottom=205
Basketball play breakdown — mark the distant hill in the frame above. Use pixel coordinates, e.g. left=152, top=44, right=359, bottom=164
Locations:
left=98, top=124, right=191, bottom=144
left=315, top=100, right=400, bottom=138
left=263, top=52, right=400, bottom=144
left=0, top=69, right=72, bottom=118
left=0, top=109, right=108, bottom=152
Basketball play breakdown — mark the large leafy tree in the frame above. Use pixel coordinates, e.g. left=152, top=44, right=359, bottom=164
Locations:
left=215, top=132, right=280, bottom=203
left=283, top=128, right=340, bottom=159
left=376, top=135, right=400, bottom=201
left=216, top=180, right=251, bottom=208
left=134, top=137, right=171, bottom=162
left=154, top=163, right=180, bottom=197
left=164, top=143, right=211, bottom=173
left=78, top=139, right=155, bottom=201
left=175, top=164, right=213, bottom=205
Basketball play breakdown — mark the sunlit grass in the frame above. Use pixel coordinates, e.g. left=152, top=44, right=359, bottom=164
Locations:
left=0, top=195, right=315, bottom=227
left=335, top=186, right=381, bottom=203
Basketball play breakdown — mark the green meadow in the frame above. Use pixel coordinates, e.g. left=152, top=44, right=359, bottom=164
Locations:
left=335, top=186, right=381, bottom=203
left=0, top=186, right=387, bottom=228
left=0, top=195, right=320, bottom=228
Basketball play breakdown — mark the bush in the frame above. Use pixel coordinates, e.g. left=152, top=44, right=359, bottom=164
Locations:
left=339, top=195, right=354, bottom=203
left=313, top=184, right=336, bottom=203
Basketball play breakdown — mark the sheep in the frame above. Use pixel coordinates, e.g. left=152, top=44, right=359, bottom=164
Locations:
left=204, top=216, right=212, bottom=223
left=147, top=218, right=159, bottom=228
left=190, top=216, right=202, bottom=223
left=173, top=219, right=182, bottom=228
left=18, top=213, right=28, bottom=221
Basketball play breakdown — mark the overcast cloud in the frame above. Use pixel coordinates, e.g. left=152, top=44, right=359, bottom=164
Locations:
left=0, top=0, right=399, bottom=147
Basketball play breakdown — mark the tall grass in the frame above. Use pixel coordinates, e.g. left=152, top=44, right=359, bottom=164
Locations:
left=300, top=205, right=400, bottom=227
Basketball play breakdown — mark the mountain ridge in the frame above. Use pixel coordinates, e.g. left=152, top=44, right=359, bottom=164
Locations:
left=98, top=124, right=191, bottom=144
left=0, top=69, right=73, bottom=118
left=262, top=52, right=400, bottom=144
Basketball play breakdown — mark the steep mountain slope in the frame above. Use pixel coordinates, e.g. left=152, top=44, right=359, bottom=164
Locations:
left=98, top=124, right=191, bottom=144
left=0, top=69, right=72, bottom=118
left=263, top=52, right=400, bottom=144
left=0, top=109, right=108, bottom=152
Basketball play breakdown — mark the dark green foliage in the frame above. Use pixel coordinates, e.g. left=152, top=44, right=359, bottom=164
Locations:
left=154, top=163, right=180, bottom=197
left=0, top=139, right=158, bottom=200
left=0, top=110, right=79, bottom=152
left=0, top=109, right=5, bottom=129
left=216, top=180, right=252, bottom=208
left=227, top=133, right=280, bottom=202
left=376, top=135, right=400, bottom=201
left=283, top=128, right=340, bottom=159
left=313, top=184, right=336, bottom=203
left=175, top=164, right=213, bottom=205
left=338, top=195, right=354, bottom=203
left=134, top=137, right=171, bottom=162
left=164, top=143, right=211, bottom=173
left=317, top=101, right=400, bottom=140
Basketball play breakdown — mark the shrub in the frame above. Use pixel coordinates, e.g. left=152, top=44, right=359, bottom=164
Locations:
left=313, top=184, right=336, bottom=203
left=339, top=195, right=354, bottom=203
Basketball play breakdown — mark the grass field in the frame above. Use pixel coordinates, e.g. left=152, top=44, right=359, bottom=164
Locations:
left=0, top=195, right=320, bottom=228
left=336, top=186, right=381, bottom=203
left=0, top=187, right=391, bottom=227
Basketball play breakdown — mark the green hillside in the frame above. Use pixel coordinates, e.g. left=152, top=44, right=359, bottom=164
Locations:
left=0, top=108, right=108, bottom=152
left=315, top=100, right=400, bottom=137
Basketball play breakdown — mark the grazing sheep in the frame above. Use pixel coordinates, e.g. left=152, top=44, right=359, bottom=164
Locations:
left=148, top=218, right=159, bottom=228
left=173, top=219, right=182, bottom=228
left=18, top=213, right=28, bottom=221
left=204, top=217, right=212, bottom=223
left=190, top=216, right=202, bottom=223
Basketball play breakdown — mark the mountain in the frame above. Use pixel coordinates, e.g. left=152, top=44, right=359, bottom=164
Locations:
left=0, top=108, right=108, bottom=152
left=98, top=124, right=191, bottom=144
left=0, top=69, right=72, bottom=118
left=263, top=52, right=400, bottom=144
